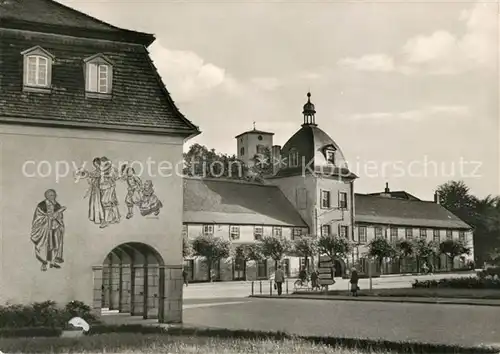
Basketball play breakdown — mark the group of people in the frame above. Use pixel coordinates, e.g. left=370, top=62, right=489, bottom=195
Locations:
left=75, top=158, right=163, bottom=228
left=296, top=266, right=360, bottom=296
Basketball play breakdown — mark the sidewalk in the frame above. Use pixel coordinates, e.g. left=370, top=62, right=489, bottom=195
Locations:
left=250, top=294, right=500, bottom=307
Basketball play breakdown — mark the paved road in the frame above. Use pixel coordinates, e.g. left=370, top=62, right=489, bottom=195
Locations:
left=182, top=297, right=500, bottom=348
left=183, top=272, right=475, bottom=299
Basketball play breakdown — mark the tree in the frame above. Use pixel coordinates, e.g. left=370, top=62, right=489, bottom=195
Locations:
left=191, top=235, right=232, bottom=281
left=234, top=244, right=264, bottom=280
left=292, top=236, right=318, bottom=271
left=251, top=146, right=274, bottom=178
left=182, top=238, right=192, bottom=258
left=437, top=181, right=476, bottom=225
left=183, top=143, right=273, bottom=183
left=394, top=239, right=415, bottom=273
left=439, top=239, right=470, bottom=271
left=413, top=239, right=438, bottom=271
left=317, top=234, right=353, bottom=263
left=183, top=143, right=249, bottom=180
left=367, top=238, right=395, bottom=270
left=437, top=181, right=500, bottom=266
left=486, top=248, right=500, bottom=266
left=260, top=236, right=292, bottom=270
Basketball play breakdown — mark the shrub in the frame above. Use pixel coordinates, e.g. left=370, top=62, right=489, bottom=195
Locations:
left=477, top=267, right=500, bottom=279
left=0, top=300, right=98, bottom=329
left=412, top=277, right=500, bottom=289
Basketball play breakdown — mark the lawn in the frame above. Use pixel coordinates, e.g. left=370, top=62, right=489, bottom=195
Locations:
left=0, top=333, right=394, bottom=354
left=312, top=288, right=500, bottom=299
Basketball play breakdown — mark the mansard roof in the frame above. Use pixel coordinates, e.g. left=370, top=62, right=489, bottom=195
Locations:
left=0, top=0, right=154, bottom=45
left=0, top=30, right=200, bottom=137
left=273, top=125, right=356, bottom=179
left=183, top=178, right=308, bottom=227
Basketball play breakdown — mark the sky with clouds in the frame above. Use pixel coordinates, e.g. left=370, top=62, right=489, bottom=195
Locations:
left=61, top=0, right=499, bottom=200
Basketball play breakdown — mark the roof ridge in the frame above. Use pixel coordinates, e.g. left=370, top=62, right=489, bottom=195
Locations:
left=46, top=0, right=126, bottom=32
left=184, top=176, right=277, bottom=187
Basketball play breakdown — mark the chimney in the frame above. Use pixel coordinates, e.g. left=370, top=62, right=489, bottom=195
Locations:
left=434, top=192, right=440, bottom=204
left=384, top=182, right=390, bottom=193
left=271, top=145, right=281, bottom=175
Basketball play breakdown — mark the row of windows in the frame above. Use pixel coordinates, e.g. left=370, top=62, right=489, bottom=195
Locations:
left=21, top=46, right=113, bottom=95
left=321, top=224, right=349, bottom=238
left=183, top=224, right=305, bottom=241
left=356, top=226, right=466, bottom=244
left=321, top=190, right=348, bottom=209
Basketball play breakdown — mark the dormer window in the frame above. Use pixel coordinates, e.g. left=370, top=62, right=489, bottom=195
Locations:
left=84, top=54, right=113, bottom=97
left=289, top=149, right=299, bottom=167
left=326, top=149, right=335, bottom=165
left=21, top=46, right=54, bottom=91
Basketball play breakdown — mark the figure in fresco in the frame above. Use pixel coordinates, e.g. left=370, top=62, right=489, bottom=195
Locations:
left=30, top=189, right=66, bottom=271
left=121, top=164, right=143, bottom=219
left=75, top=157, right=105, bottom=225
left=75, top=157, right=120, bottom=228
left=138, top=180, right=162, bottom=217
left=98, top=157, right=121, bottom=228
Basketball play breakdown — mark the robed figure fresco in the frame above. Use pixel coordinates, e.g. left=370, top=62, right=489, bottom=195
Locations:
left=30, top=189, right=66, bottom=271
left=76, top=156, right=121, bottom=228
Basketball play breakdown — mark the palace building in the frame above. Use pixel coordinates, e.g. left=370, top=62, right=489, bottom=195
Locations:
left=0, top=0, right=199, bottom=323
left=182, top=93, right=473, bottom=282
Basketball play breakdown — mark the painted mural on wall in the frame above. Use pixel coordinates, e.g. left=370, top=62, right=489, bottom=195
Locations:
left=31, top=189, right=66, bottom=271
left=74, top=158, right=162, bottom=228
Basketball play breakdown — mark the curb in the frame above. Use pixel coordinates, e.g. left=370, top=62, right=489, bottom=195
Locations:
left=249, top=295, right=500, bottom=307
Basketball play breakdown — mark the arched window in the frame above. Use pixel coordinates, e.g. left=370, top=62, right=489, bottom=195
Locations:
left=84, top=54, right=113, bottom=96
left=288, top=149, right=299, bottom=167
left=21, top=46, right=54, bottom=90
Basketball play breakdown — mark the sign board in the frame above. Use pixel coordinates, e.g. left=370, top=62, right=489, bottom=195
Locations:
left=318, top=273, right=332, bottom=280
left=319, top=262, right=333, bottom=268
left=318, top=268, right=331, bottom=274
left=319, top=255, right=332, bottom=263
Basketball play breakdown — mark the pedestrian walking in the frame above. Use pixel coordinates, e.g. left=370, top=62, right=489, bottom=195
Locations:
left=350, top=267, right=359, bottom=297
left=310, top=269, right=319, bottom=290
left=182, top=268, right=189, bottom=287
left=210, top=269, right=216, bottom=282
left=274, top=265, right=285, bottom=295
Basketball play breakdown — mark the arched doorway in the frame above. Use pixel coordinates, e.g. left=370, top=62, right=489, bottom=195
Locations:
left=96, top=242, right=165, bottom=321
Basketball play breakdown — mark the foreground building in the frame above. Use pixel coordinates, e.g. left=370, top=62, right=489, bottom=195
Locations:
left=0, top=0, right=199, bottom=322
left=183, top=94, right=473, bottom=281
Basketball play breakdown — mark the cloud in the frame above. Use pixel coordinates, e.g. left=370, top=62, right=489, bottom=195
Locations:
left=250, top=77, right=281, bottom=91
left=350, top=105, right=470, bottom=121
left=149, top=42, right=239, bottom=102
left=338, top=54, right=396, bottom=72
left=338, top=2, right=495, bottom=75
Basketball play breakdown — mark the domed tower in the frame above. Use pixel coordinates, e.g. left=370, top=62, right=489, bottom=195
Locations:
left=268, top=92, right=358, bottom=276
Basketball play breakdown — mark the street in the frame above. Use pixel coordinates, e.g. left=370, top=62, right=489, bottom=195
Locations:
left=182, top=297, right=500, bottom=348
left=103, top=271, right=497, bottom=348
left=183, top=272, right=475, bottom=299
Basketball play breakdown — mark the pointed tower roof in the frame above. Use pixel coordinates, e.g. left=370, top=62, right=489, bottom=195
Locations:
left=0, top=0, right=154, bottom=45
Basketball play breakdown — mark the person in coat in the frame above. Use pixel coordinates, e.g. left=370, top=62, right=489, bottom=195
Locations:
left=350, top=267, right=359, bottom=297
